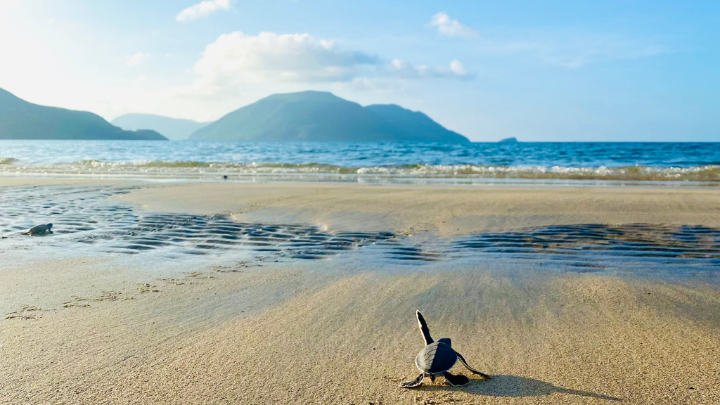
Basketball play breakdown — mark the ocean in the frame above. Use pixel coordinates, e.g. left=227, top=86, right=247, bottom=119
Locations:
left=0, top=140, right=718, bottom=184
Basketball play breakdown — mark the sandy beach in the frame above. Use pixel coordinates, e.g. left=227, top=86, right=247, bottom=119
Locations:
left=1, top=179, right=719, bottom=404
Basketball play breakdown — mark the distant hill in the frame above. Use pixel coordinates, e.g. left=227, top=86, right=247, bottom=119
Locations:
left=112, top=113, right=210, bottom=141
left=0, top=88, right=166, bottom=140
left=499, top=137, right=518, bottom=143
left=189, top=91, right=469, bottom=143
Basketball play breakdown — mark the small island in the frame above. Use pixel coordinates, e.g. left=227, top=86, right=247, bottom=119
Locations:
left=499, top=137, right=519, bottom=143
left=112, top=114, right=210, bottom=141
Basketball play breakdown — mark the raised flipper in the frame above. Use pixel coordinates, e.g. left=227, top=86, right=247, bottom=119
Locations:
left=416, top=310, right=433, bottom=345
left=400, top=373, right=425, bottom=388
left=443, top=372, right=470, bottom=386
left=456, top=352, right=491, bottom=379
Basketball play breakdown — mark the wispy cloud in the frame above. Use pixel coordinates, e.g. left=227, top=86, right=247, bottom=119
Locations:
left=477, top=33, right=669, bottom=68
left=126, top=52, right=149, bottom=67
left=389, top=59, right=471, bottom=79
left=430, top=12, right=478, bottom=37
left=176, top=0, right=231, bottom=22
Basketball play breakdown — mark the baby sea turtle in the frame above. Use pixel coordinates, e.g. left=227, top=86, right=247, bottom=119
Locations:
left=21, top=223, right=53, bottom=236
left=400, top=310, right=490, bottom=388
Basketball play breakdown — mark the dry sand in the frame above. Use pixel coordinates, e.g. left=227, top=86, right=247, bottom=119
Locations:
left=2, top=179, right=720, bottom=404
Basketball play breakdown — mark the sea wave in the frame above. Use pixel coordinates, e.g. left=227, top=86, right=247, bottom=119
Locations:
left=0, top=159, right=718, bottom=182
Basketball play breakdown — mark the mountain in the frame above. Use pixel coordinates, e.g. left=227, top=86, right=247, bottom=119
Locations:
left=112, top=113, right=210, bottom=141
left=0, top=88, right=167, bottom=140
left=499, top=137, right=518, bottom=143
left=189, top=91, right=469, bottom=143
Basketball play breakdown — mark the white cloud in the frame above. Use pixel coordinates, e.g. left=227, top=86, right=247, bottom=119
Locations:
left=176, top=0, right=231, bottom=22
left=0, top=0, right=21, bottom=12
left=174, top=31, right=472, bottom=99
left=430, top=12, right=478, bottom=37
left=449, top=60, right=467, bottom=75
left=389, top=59, right=471, bottom=79
left=126, top=52, right=149, bottom=66
left=133, top=75, right=148, bottom=86
left=192, top=31, right=379, bottom=87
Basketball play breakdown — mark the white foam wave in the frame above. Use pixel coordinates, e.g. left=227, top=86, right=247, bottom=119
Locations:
left=0, top=160, right=718, bottom=182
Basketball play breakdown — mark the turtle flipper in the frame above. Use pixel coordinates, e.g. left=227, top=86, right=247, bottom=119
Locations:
left=456, top=352, right=491, bottom=379
left=443, top=372, right=470, bottom=386
left=400, top=373, right=425, bottom=388
left=415, top=310, right=434, bottom=345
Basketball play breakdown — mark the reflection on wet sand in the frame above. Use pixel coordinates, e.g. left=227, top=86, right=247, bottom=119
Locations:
left=1, top=185, right=719, bottom=280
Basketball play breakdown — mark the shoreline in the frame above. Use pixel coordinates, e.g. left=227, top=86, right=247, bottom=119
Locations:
left=1, top=169, right=719, bottom=185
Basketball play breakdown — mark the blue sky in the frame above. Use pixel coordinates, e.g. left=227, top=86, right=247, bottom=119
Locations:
left=0, top=0, right=718, bottom=141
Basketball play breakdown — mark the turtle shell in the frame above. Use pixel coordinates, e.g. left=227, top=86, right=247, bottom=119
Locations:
left=415, top=341, right=458, bottom=374
left=28, top=224, right=52, bottom=235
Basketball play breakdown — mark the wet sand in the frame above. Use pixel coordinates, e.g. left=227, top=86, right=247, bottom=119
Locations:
left=118, top=182, right=720, bottom=236
left=2, top=179, right=720, bottom=404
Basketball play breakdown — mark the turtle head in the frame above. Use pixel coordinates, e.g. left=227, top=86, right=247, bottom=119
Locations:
left=46, top=223, right=53, bottom=230
left=438, top=338, right=452, bottom=347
